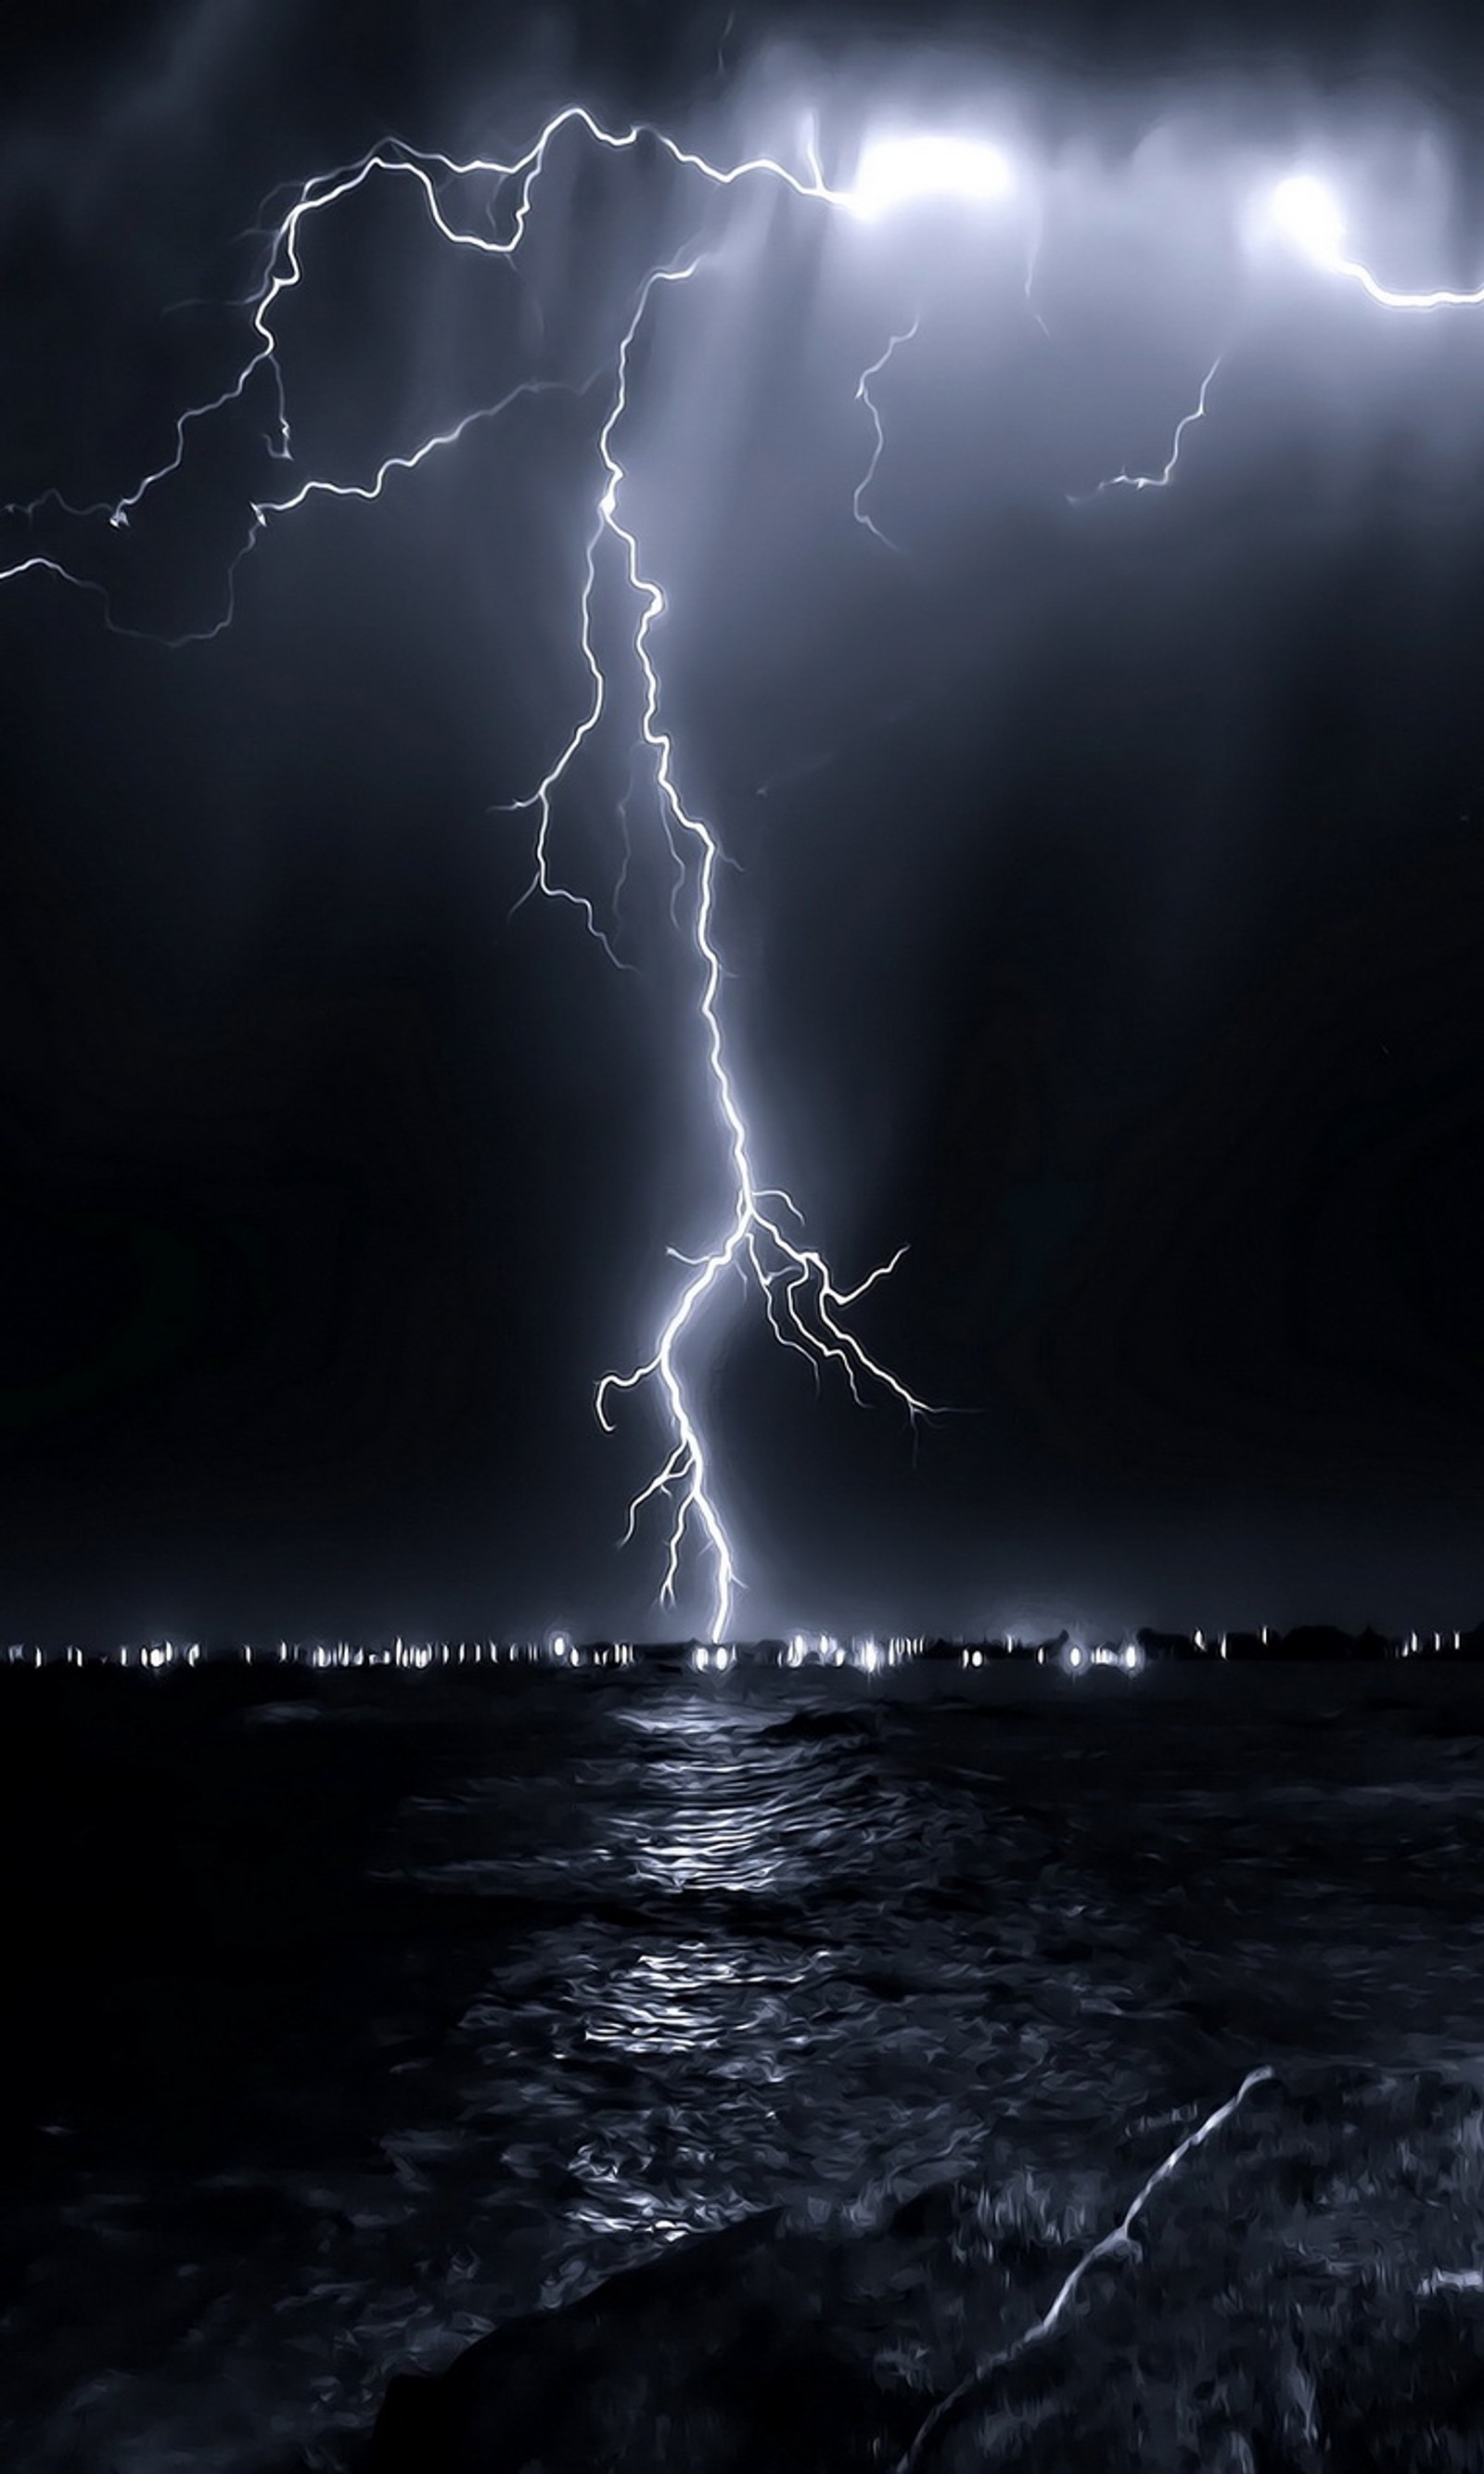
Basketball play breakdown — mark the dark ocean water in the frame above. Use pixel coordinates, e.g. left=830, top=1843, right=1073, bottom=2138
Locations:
left=6, top=1660, right=1484, bottom=2470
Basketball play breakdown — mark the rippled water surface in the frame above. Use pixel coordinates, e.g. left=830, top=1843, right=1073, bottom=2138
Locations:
left=7, top=1660, right=1484, bottom=2468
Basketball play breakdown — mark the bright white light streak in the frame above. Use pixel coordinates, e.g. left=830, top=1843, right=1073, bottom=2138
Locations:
left=1271, top=173, right=1484, bottom=308
left=0, top=108, right=1005, bottom=641
left=0, top=104, right=1034, bottom=1642
left=852, top=315, right=920, bottom=547
left=5, top=108, right=956, bottom=1638
left=1077, top=355, right=1222, bottom=498
left=563, top=258, right=937, bottom=1640
left=897, top=2064, right=1276, bottom=2472
left=4, top=111, right=827, bottom=554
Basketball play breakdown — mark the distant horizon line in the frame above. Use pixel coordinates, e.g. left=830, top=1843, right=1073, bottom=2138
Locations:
left=4, top=1622, right=1480, bottom=1672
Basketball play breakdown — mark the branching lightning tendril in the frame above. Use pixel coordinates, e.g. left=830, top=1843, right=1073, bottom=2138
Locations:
left=853, top=315, right=920, bottom=546
left=1076, top=353, right=1222, bottom=499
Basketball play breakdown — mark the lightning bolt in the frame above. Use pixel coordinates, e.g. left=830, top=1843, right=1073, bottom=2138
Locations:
left=853, top=315, right=920, bottom=547
left=5, top=115, right=1473, bottom=1642
left=1023, top=202, right=1052, bottom=340
left=1076, top=353, right=1222, bottom=500
left=1271, top=173, right=1484, bottom=309
left=1, top=105, right=958, bottom=1643
left=1333, top=258, right=1484, bottom=311
left=497, top=248, right=937, bottom=1639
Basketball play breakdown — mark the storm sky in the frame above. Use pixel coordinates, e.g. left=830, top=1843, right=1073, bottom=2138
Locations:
left=3, top=0, right=1484, bottom=1644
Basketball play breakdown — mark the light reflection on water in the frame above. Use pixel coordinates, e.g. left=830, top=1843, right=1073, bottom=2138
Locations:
left=579, top=1941, right=818, bottom=2060
left=443, top=1686, right=945, bottom=2275
left=605, top=1690, right=889, bottom=1896
left=376, top=1675, right=1484, bottom=2327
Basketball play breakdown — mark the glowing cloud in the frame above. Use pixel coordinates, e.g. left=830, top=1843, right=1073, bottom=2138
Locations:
left=1270, top=173, right=1348, bottom=266
left=849, top=132, right=1013, bottom=219
left=1270, top=170, right=1484, bottom=308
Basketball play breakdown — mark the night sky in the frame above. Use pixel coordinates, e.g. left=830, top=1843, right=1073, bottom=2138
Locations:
left=3, top=0, right=1484, bottom=1645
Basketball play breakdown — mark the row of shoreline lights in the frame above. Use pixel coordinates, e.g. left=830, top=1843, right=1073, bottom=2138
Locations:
left=6, top=1628, right=1468, bottom=1669
left=0, top=1638, right=634, bottom=1671
left=8, top=1634, right=1108, bottom=1669
left=696, top=1636, right=928, bottom=1671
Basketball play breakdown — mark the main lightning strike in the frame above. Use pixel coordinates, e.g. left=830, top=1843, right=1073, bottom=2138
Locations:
left=19, top=113, right=1472, bottom=1638
left=562, top=259, right=936, bottom=1637
left=2, top=106, right=986, bottom=1640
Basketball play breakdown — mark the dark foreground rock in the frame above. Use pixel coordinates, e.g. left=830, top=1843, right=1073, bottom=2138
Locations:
left=366, top=2203, right=924, bottom=2473
left=366, top=2061, right=1484, bottom=2474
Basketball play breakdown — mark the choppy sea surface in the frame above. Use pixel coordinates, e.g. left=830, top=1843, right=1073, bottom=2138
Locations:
left=6, top=1660, right=1484, bottom=2470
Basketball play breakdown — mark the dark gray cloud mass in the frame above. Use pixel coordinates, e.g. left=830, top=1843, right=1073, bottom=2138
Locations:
left=1, top=0, right=1483, bottom=1641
